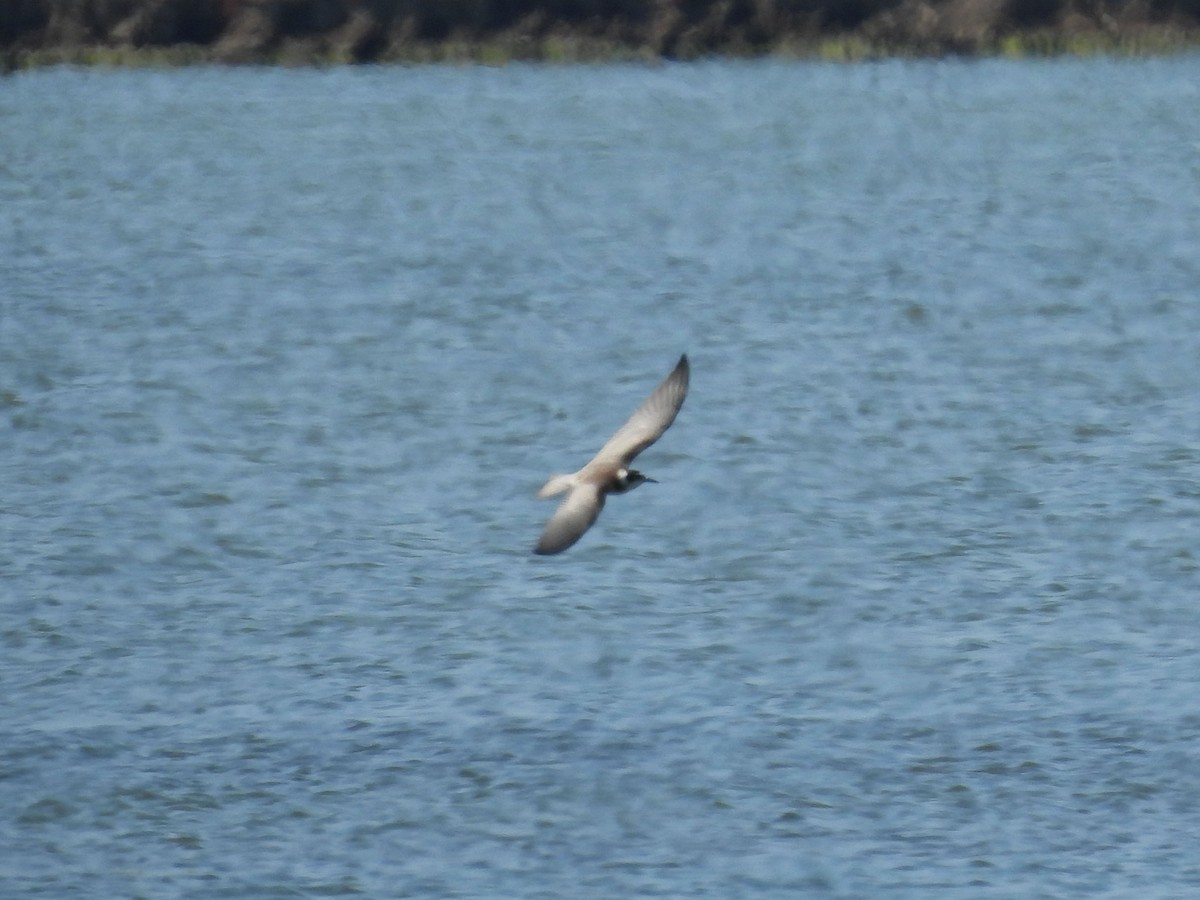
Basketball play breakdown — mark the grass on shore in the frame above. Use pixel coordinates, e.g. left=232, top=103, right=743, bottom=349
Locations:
left=6, top=27, right=1200, bottom=71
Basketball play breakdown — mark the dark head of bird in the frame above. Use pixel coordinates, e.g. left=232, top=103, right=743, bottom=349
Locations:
left=610, top=468, right=657, bottom=494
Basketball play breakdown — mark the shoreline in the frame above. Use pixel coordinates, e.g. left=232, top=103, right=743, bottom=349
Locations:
left=5, top=1, right=1200, bottom=70
left=10, top=33, right=1200, bottom=71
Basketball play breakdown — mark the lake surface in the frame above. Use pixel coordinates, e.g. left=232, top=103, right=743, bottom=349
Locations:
left=3, top=57, right=1200, bottom=897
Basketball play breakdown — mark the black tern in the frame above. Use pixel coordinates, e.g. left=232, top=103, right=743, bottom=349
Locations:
left=534, top=354, right=690, bottom=555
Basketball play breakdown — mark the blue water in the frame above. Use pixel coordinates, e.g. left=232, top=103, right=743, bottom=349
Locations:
left=3, top=58, right=1200, bottom=897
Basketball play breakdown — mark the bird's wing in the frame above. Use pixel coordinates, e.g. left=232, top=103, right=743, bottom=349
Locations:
left=587, top=354, right=689, bottom=470
left=534, top=483, right=605, bottom=555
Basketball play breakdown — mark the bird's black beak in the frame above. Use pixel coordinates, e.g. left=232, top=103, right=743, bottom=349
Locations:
left=644, top=476, right=659, bottom=484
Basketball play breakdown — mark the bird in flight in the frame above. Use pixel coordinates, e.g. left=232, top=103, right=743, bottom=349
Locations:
left=534, top=354, right=690, bottom=555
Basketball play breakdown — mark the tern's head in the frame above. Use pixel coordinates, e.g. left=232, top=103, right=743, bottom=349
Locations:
left=613, top=468, right=657, bottom=494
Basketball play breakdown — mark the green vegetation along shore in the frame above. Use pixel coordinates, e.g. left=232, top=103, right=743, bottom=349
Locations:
left=5, top=0, right=1200, bottom=68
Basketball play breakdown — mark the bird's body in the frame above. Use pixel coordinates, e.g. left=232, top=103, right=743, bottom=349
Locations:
left=534, top=354, right=689, bottom=555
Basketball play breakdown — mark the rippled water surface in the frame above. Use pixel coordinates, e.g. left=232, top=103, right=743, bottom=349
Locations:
left=4, top=58, right=1200, bottom=897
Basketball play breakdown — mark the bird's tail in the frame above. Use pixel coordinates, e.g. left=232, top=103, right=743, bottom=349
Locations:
left=536, top=474, right=576, bottom=499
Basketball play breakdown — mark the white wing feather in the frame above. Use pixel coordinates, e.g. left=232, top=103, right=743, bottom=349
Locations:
left=534, top=484, right=605, bottom=555
left=586, top=354, right=689, bottom=472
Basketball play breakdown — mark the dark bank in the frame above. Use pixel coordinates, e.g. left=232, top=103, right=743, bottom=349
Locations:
left=4, top=0, right=1200, bottom=67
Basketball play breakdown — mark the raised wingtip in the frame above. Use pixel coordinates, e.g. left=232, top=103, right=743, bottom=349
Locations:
left=676, top=354, right=690, bottom=384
